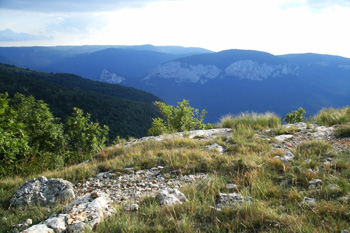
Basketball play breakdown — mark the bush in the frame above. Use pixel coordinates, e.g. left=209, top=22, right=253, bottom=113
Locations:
left=285, top=108, right=306, bottom=123
left=0, top=93, right=109, bottom=177
left=148, top=100, right=207, bottom=136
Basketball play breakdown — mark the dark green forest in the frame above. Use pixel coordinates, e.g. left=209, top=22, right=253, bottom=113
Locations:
left=0, top=63, right=161, bottom=140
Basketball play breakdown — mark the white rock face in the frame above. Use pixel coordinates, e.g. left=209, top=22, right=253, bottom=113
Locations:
left=225, top=60, right=298, bottom=80
left=99, top=69, right=125, bottom=84
left=145, top=62, right=221, bottom=84
left=146, top=60, right=298, bottom=84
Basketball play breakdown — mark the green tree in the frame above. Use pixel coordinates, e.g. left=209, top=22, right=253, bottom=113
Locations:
left=285, top=108, right=306, bottom=123
left=65, top=107, right=108, bottom=163
left=148, top=100, right=207, bottom=136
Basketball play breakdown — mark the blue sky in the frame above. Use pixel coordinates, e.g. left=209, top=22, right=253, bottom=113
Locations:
left=1, top=0, right=350, bottom=57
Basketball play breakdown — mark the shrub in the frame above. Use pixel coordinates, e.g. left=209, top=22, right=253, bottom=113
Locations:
left=148, top=100, right=207, bottom=136
left=285, top=108, right=306, bottom=123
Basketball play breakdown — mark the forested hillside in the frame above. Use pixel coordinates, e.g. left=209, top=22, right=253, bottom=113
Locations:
left=0, top=63, right=161, bottom=140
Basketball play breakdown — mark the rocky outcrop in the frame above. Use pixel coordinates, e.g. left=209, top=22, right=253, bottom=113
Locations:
left=21, top=191, right=116, bottom=233
left=118, top=128, right=232, bottom=148
left=145, top=60, right=298, bottom=84
left=224, top=60, right=298, bottom=80
left=98, top=69, right=125, bottom=84
left=74, top=167, right=207, bottom=204
left=10, top=176, right=75, bottom=208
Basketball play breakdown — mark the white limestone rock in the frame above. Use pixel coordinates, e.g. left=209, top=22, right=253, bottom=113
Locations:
left=64, top=191, right=116, bottom=232
left=98, top=69, right=125, bottom=84
left=10, top=176, right=75, bottom=208
left=302, top=197, right=317, bottom=206
left=274, top=134, right=293, bottom=142
left=274, top=151, right=295, bottom=163
left=20, top=223, right=54, bottom=233
left=225, top=60, right=298, bottom=81
left=44, top=214, right=68, bottom=233
left=205, top=143, right=224, bottom=154
left=158, top=188, right=188, bottom=206
left=145, top=62, right=221, bottom=84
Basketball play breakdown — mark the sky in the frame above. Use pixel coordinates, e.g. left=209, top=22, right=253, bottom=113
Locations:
left=0, top=0, right=350, bottom=57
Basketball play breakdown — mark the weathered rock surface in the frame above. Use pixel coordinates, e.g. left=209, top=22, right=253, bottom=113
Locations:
left=274, top=151, right=295, bottom=163
left=21, top=223, right=54, bottom=233
left=214, top=193, right=253, bottom=210
left=74, top=167, right=207, bottom=204
left=157, top=188, right=188, bottom=206
left=118, top=128, right=232, bottom=148
left=22, top=191, right=116, bottom=233
left=302, top=197, right=317, bottom=206
left=64, top=191, right=116, bottom=232
left=10, top=176, right=75, bottom=208
left=205, top=143, right=225, bottom=154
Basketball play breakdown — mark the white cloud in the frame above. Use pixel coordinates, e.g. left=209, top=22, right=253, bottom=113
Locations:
left=0, top=0, right=349, bottom=58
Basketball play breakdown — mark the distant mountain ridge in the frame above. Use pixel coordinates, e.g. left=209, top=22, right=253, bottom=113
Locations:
left=1, top=46, right=349, bottom=123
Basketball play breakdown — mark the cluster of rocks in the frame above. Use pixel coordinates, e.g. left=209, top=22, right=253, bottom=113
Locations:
left=11, top=166, right=208, bottom=232
left=260, top=122, right=349, bottom=152
left=116, top=128, right=232, bottom=148
left=74, top=167, right=208, bottom=204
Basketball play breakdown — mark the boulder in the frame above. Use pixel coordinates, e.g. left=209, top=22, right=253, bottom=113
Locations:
left=10, top=176, right=75, bottom=208
left=215, top=192, right=253, bottom=210
left=21, top=224, right=54, bottom=233
left=158, top=188, right=188, bottom=206
left=44, top=214, right=68, bottom=233
left=64, top=191, right=116, bottom=232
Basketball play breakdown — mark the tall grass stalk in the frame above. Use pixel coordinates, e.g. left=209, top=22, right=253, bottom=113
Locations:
left=311, top=107, right=350, bottom=126
left=219, top=112, right=281, bottom=130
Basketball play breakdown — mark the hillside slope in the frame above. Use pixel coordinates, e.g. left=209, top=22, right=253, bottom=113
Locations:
left=0, top=63, right=161, bottom=140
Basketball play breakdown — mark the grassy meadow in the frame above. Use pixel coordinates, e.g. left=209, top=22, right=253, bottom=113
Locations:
left=1, top=107, right=350, bottom=232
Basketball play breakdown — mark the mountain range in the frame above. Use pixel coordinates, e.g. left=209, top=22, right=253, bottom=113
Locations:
left=1, top=45, right=349, bottom=122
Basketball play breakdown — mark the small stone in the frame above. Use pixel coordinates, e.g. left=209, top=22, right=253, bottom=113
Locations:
left=274, top=134, right=293, bottom=142
left=327, top=184, right=339, bottom=190
left=226, top=184, right=238, bottom=190
left=25, top=219, right=32, bottom=227
left=302, top=197, right=317, bottom=206
left=123, top=204, right=139, bottom=212
left=90, top=191, right=100, bottom=199
left=309, top=179, right=322, bottom=185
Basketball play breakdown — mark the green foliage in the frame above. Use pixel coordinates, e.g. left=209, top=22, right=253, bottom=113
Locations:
left=311, top=107, right=350, bottom=126
left=65, top=108, right=108, bottom=161
left=219, top=112, right=281, bottom=130
left=0, top=93, right=109, bottom=177
left=285, top=108, right=306, bottom=123
left=148, top=100, right=207, bottom=136
left=0, top=63, right=161, bottom=140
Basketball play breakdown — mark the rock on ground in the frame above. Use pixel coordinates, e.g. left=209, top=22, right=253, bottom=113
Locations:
left=157, top=188, right=188, bottom=206
left=10, top=176, right=75, bottom=208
